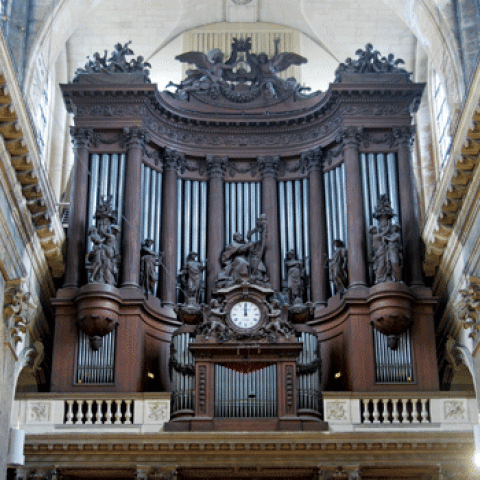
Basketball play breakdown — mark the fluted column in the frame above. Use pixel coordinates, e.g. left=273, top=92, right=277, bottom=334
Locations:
left=306, top=148, right=328, bottom=305
left=121, top=128, right=149, bottom=288
left=161, top=149, right=179, bottom=306
left=339, top=127, right=368, bottom=287
left=64, top=127, right=93, bottom=287
left=206, top=156, right=226, bottom=299
left=259, top=156, right=281, bottom=291
left=395, top=126, right=424, bottom=285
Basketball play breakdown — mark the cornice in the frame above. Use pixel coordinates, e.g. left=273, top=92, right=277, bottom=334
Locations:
left=0, top=30, right=65, bottom=279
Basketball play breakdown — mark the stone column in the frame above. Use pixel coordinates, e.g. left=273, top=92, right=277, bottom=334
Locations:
left=395, top=126, right=424, bottom=286
left=340, top=127, right=368, bottom=288
left=161, top=149, right=179, bottom=307
left=121, top=128, right=149, bottom=288
left=306, top=148, right=328, bottom=305
left=206, top=156, right=225, bottom=299
left=64, top=127, right=93, bottom=288
left=259, top=156, right=281, bottom=292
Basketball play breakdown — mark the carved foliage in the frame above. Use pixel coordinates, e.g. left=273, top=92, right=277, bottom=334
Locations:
left=3, top=277, right=37, bottom=348
left=456, top=276, right=480, bottom=342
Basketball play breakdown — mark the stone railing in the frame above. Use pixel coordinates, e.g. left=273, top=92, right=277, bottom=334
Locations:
left=14, top=392, right=476, bottom=435
left=13, top=393, right=171, bottom=434
left=323, top=392, right=477, bottom=432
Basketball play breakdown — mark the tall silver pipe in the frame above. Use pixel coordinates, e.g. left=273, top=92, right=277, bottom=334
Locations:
left=155, top=172, right=162, bottom=251
left=302, top=178, right=310, bottom=278
left=340, top=164, right=347, bottom=243
left=149, top=171, right=157, bottom=242
left=328, top=169, right=338, bottom=242
left=143, top=167, right=151, bottom=241
left=294, top=180, right=303, bottom=259
left=117, top=154, right=126, bottom=232
left=225, top=184, right=230, bottom=244
left=243, top=183, right=249, bottom=237
left=192, top=181, right=200, bottom=254
left=109, top=154, right=119, bottom=206
left=377, top=154, right=387, bottom=196
left=237, top=183, right=243, bottom=235
left=360, top=154, right=370, bottom=225
left=87, top=155, right=100, bottom=251
left=230, top=183, right=236, bottom=240
left=250, top=184, right=257, bottom=240
left=286, top=181, right=295, bottom=251
left=184, top=180, right=192, bottom=259
left=176, top=179, right=183, bottom=292
left=387, top=153, right=400, bottom=221
left=99, top=154, right=109, bottom=198
left=200, top=181, right=207, bottom=263
left=256, top=182, right=261, bottom=217
left=278, top=182, right=287, bottom=281
left=335, top=168, right=343, bottom=241
left=368, top=154, right=378, bottom=226
left=324, top=172, right=333, bottom=259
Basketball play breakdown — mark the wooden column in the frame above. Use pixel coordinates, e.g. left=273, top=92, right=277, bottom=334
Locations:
left=341, top=127, right=368, bottom=287
left=206, top=156, right=225, bottom=299
left=395, top=126, right=424, bottom=285
left=259, top=156, right=281, bottom=292
left=161, top=149, right=179, bottom=307
left=64, top=127, right=93, bottom=288
left=121, top=128, right=149, bottom=288
left=307, top=148, right=328, bottom=305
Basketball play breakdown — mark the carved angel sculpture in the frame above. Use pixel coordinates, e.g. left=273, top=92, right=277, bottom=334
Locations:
left=247, top=38, right=307, bottom=97
left=167, top=49, right=236, bottom=96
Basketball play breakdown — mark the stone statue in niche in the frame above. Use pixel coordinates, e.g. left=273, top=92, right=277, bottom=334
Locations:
left=369, top=194, right=403, bottom=284
left=328, top=239, right=348, bottom=295
left=86, top=197, right=120, bottom=285
left=215, top=214, right=270, bottom=288
left=178, top=252, right=206, bottom=305
left=140, top=239, right=163, bottom=296
left=284, top=250, right=306, bottom=305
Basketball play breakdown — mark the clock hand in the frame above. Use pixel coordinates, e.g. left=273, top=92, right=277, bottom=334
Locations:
left=244, top=302, right=247, bottom=316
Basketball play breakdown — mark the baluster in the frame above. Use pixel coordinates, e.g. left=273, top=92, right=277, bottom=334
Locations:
left=362, top=399, right=370, bottom=423
left=383, top=398, right=390, bottom=423
left=372, top=399, right=380, bottom=424
left=411, top=399, right=419, bottom=423
left=65, top=400, right=74, bottom=425
left=105, top=400, right=113, bottom=425
left=85, top=400, right=93, bottom=424
left=75, top=400, right=84, bottom=424
left=125, top=400, right=133, bottom=424
left=392, top=399, right=400, bottom=424
left=114, top=400, right=122, bottom=424
left=95, top=401, right=103, bottom=424
left=401, top=398, right=409, bottom=423
left=420, top=399, right=429, bottom=423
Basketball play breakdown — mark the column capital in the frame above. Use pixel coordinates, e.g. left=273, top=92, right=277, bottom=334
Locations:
left=392, top=125, right=416, bottom=147
left=336, top=126, right=364, bottom=148
left=206, top=155, right=227, bottom=178
left=70, top=127, right=94, bottom=149
left=302, top=147, right=323, bottom=171
left=122, top=127, right=150, bottom=149
left=258, top=155, right=282, bottom=177
left=162, top=148, right=182, bottom=172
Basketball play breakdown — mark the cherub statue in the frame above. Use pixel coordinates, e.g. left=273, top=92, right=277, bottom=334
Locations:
left=247, top=38, right=307, bottom=98
left=167, top=48, right=236, bottom=96
left=198, top=299, right=230, bottom=340
left=262, top=300, right=292, bottom=340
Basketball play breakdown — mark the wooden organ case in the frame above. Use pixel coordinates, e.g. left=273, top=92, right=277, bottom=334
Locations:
left=51, top=40, right=439, bottom=433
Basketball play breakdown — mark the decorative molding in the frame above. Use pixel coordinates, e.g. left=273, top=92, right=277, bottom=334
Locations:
left=258, top=155, right=282, bottom=177
left=123, top=127, right=150, bottom=149
left=3, top=277, right=37, bottom=352
left=455, top=276, right=480, bottom=344
left=27, top=401, right=51, bottom=423
left=443, top=400, right=467, bottom=420
left=325, top=400, right=349, bottom=422
left=145, top=401, right=169, bottom=424
left=205, top=156, right=226, bottom=178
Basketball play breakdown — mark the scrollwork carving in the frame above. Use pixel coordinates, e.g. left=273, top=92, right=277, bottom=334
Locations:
left=456, top=276, right=480, bottom=343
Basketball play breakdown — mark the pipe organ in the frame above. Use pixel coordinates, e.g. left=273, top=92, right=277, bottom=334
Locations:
left=51, top=40, right=440, bottom=435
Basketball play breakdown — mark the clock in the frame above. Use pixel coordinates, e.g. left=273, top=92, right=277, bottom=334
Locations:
left=230, top=301, right=262, bottom=330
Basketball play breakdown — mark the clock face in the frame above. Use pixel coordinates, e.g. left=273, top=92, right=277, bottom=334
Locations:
left=230, top=301, right=261, bottom=330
